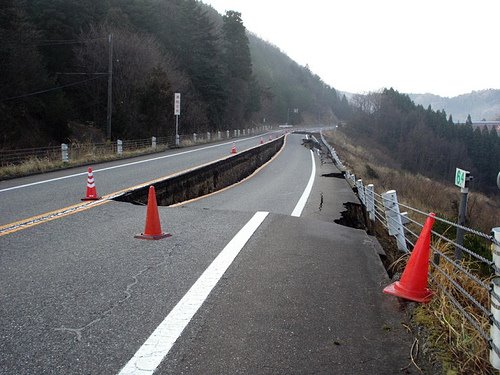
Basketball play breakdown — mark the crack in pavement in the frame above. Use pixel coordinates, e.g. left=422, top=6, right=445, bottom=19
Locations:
left=54, top=246, right=178, bottom=341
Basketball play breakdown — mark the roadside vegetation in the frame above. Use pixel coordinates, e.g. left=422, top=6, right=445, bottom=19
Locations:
left=0, top=142, right=168, bottom=180
left=324, top=129, right=499, bottom=374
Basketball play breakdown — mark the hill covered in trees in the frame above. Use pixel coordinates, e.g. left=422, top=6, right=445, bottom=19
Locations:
left=0, top=0, right=349, bottom=149
left=409, top=89, right=500, bottom=123
left=345, top=89, right=500, bottom=194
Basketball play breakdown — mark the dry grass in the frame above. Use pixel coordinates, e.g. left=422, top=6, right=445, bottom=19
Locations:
left=417, top=242, right=493, bottom=374
left=324, top=129, right=498, bottom=374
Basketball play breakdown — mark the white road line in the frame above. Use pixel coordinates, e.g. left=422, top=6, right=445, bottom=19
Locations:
left=291, top=150, right=316, bottom=217
left=118, top=211, right=269, bottom=375
left=0, top=135, right=265, bottom=193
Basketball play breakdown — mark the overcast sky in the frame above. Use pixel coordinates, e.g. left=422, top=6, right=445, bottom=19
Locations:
left=202, top=0, right=499, bottom=97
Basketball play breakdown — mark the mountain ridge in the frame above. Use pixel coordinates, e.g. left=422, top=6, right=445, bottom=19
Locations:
left=408, top=89, right=500, bottom=122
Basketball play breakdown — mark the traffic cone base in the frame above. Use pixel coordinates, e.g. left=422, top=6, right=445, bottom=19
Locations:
left=231, top=143, right=237, bottom=154
left=135, top=186, right=171, bottom=241
left=134, top=232, right=171, bottom=240
left=383, top=281, right=433, bottom=303
left=82, top=196, right=101, bottom=201
left=383, top=213, right=436, bottom=303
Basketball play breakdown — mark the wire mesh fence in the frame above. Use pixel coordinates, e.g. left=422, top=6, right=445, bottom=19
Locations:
left=0, top=126, right=272, bottom=167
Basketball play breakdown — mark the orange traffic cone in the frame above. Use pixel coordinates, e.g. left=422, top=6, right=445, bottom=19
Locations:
left=135, top=186, right=171, bottom=240
left=231, top=142, right=237, bottom=154
left=82, top=167, right=101, bottom=201
left=383, top=213, right=436, bottom=303
left=259, top=137, right=264, bottom=145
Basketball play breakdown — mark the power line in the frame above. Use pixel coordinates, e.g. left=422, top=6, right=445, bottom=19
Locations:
left=2, top=38, right=107, bottom=47
left=1, top=76, right=105, bottom=102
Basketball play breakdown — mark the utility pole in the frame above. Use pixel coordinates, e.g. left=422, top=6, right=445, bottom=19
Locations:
left=106, top=33, right=113, bottom=141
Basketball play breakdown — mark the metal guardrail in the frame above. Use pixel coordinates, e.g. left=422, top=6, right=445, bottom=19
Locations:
left=0, top=127, right=272, bottom=166
left=320, top=130, right=500, bottom=370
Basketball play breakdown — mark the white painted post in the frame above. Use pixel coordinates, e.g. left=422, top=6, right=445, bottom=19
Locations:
left=117, top=139, right=123, bottom=155
left=226, top=130, right=230, bottom=139
left=218, top=131, right=221, bottom=140
left=382, top=190, right=408, bottom=252
left=366, top=184, right=375, bottom=222
left=152, top=136, right=156, bottom=149
left=242, top=129, right=246, bottom=136
left=356, top=179, right=365, bottom=205
left=491, top=228, right=500, bottom=369
left=61, top=143, right=69, bottom=162
left=207, top=132, right=211, bottom=141
left=234, top=129, right=237, bottom=137
left=193, top=133, right=197, bottom=143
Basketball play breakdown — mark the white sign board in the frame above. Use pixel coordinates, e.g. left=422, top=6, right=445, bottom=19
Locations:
left=174, top=93, right=181, bottom=116
left=455, top=168, right=469, bottom=188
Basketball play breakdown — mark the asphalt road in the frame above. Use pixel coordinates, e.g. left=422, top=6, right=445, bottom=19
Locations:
left=0, top=133, right=274, bottom=226
left=0, top=133, right=419, bottom=374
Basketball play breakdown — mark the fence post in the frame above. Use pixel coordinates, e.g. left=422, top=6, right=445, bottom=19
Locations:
left=491, top=228, right=500, bottom=370
left=366, top=184, right=375, bottom=222
left=152, top=136, right=156, bottom=149
left=117, top=139, right=122, bottom=155
left=61, top=143, right=69, bottom=162
left=356, top=179, right=365, bottom=205
left=382, top=190, right=408, bottom=252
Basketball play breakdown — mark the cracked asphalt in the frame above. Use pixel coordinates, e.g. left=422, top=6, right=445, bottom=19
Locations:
left=0, top=133, right=419, bottom=374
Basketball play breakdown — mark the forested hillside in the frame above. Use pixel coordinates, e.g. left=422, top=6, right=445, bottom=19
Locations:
left=345, top=89, right=500, bottom=194
left=0, top=0, right=349, bottom=149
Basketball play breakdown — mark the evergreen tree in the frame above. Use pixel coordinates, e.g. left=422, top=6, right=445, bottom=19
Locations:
left=466, top=114, right=473, bottom=126
left=222, top=11, right=252, bottom=81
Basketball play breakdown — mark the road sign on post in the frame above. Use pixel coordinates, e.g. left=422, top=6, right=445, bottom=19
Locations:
left=174, top=93, right=181, bottom=116
left=455, top=168, right=468, bottom=188
left=454, top=167, right=472, bottom=259
left=174, top=93, right=180, bottom=146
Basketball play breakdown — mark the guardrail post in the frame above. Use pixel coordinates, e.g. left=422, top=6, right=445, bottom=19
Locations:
left=61, top=143, right=69, bottom=162
left=491, top=227, right=500, bottom=369
left=117, top=139, right=122, bottom=155
left=356, top=179, right=365, bottom=205
left=193, top=133, right=197, bottom=143
left=152, top=136, right=156, bottom=149
left=366, top=184, right=375, bottom=222
left=382, top=190, right=408, bottom=252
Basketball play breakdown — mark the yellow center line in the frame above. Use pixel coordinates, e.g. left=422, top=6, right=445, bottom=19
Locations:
left=0, top=137, right=286, bottom=237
